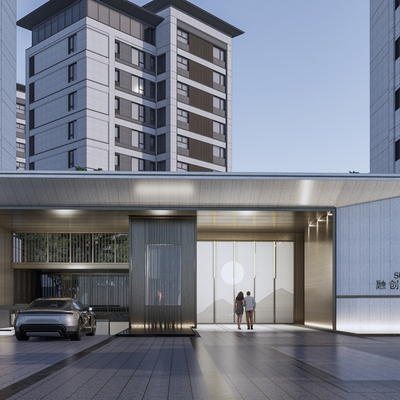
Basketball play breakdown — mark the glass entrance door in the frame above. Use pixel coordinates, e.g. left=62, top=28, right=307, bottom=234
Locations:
left=197, top=241, right=294, bottom=324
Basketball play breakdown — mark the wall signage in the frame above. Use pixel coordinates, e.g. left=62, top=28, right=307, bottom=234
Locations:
left=376, top=274, right=399, bottom=290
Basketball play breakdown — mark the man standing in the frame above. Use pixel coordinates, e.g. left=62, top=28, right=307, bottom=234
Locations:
left=244, top=291, right=256, bottom=330
left=155, top=290, right=165, bottom=306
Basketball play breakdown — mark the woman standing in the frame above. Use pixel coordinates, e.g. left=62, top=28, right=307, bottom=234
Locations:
left=235, top=291, right=244, bottom=329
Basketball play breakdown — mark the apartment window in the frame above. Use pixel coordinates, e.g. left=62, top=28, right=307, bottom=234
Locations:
left=213, top=96, right=225, bottom=111
left=157, top=107, right=166, bottom=128
left=68, top=149, right=76, bottom=168
left=177, top=108, right=189, bottom=123
left=16, top=142, right=26, bottom=151
left=149, top=162, right=155, bottom=171
left=157, top=80, right=166, bottom=101
left=213, top=145, right=225, bottom=159
left=396, top=38, right=400, bottom=61
left=177, top=82, right=189, bottom=97
left=68, top=63, right=77, bottom=83
left=213, top=46, right=225, bottom=62
left=396, top=89, right=400, bottom=111
left=150, top=135, right=155, bottom=152
left=132, top=157, right=145, bottom=171
left=132, top=76, right=145, bottom=94
left=115, top=98, right=120, bottom=112
left=177, top=135, right=189, bottom=149
left=144, top=27, right=155, bottom=45
left=68, top=34, right=76, bottom=54
left=29, top=162, right=35, bottom=170
left=115, top=154, right=120, bottom=167
left=213, top=121, right=225, bottom=136
left=68, top=92, right=76, bottom=111
left=132, top=103, right=145, bottom=122
left=29, top=109, right=35, bottom=130
left=157, top=160, right=166, bottom=171
left=17, top=162, right=26, bottom=170
left=115, top=41, right=120, bottom=55
left=150, top=82, right=155, bottom=99
left=396, top=0, right=400, bottom=10
left=150, top=56, right=156, bottom=72
left=29, top=136, right=35, bottom=157
left=29, top=56, right=35, bottom=77
left=132, top=48, right=145, bottom=68
left=29, top=83, right=35, bottom=103
left=177, top=29, right=189, bottom=44
left=115, top=126, right=120, bottom=139
left=213, top=71, right=225, bottom=86
left=177, top=56, right=189, bottom=71
left=16, top=123, right=25, bottom=132
left=132, top=130, right=144, bottom=149
left=157, top=54, right=166, bottom=75
left=68, top=120, right=76, bottom=140
left=396, top=140, right=400, bottom=161
left=115, top=69, right=120, bottom=84
left=150, top=109, right=156, bottom=125
left=177, top=162, right=189, bottom=171
left=157, top=134, right=166, bottom=154
left=16, top=104, right=26, bottom=113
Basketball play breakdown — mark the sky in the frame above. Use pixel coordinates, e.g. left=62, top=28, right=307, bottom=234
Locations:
left=17, top=0, right=370, bottom=174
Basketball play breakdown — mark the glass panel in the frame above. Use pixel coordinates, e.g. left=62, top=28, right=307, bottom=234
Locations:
left=58, top=11, right=66, bottom=30
left=72, top=3, right=80, bottom=23
left=72, top=233, right=92, bottom=263
left=235, top=241, right=254, bottom=309
left=48, top=233, right=70, bottom=262
left=255, top=242, right=274, bottom=323
left=108, top=275, right=128, bottom=312
left=25, top=233, right=48, bottom=263
left=51, top=16, right=58, bottom=35
left=38, top=24, right=45, bottom=42
left=215, top=242, right=234, bottom=323
left=145, top=245, right=181, bottom=306
left=197, top=242, right=214, bottom=323
left=45, top=20, right=51, bottom=39
left=65, top=7, right=72, bottom=26
left=115, top=234, right=129, bottom=263
left=275, top=242, right=294, bottom=323
left=93, top=233, right=114, bottom=263
left=91, top=275, right=107, bottom=311
left=32, top=28, right=39, bottom=45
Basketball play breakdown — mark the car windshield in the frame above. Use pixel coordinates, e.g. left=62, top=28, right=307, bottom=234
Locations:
left=29, top=300, right=70, bottom=309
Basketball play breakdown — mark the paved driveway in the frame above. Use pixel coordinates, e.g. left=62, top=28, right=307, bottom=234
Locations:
left=1, top=325, right=400, bottom=399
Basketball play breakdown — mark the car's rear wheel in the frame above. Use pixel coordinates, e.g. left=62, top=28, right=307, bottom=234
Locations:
left=87, top=318, right=96, bottom=336
left=15, top=331, right=29, bottom=341
left=70, top=321, right=82, bottom=341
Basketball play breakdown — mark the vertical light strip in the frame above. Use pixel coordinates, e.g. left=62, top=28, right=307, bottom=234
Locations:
left=213, top=241, right=216, bottom=324
left=273, top=241, right=276, bottom=324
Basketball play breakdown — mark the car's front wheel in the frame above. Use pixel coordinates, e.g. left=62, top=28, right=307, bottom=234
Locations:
left=70, top=322, right=82, bottom=341
left=15, top=331, right=29, bottom=341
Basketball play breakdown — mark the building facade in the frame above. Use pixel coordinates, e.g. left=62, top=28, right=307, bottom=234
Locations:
left=370, top=0, right=400, bottom=172
left=17, top=0, right=243, bottom=172
left=16, top=84, right=26, bottom=170
left=1, top=171, right=400, bottom=335
left=0, top=0, right=17, bottom=171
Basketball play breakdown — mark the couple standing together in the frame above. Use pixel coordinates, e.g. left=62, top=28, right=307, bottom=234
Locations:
left=235, top=291, right=256, bottom=330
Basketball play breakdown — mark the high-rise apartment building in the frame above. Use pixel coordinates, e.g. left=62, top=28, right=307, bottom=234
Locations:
left=16, top=84, right=27, bottom=170
left=17, top=0, right=243, bottom=172
left=0, top=0, right=17, bottom=170
left=370, top=0, right=400, bottom=172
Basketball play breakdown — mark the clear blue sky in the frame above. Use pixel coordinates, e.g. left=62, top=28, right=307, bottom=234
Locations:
left=17, top=0, right=370, bottom=174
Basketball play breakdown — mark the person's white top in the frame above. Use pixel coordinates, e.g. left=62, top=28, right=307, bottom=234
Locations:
left=244, top=295, right=256, bottom=311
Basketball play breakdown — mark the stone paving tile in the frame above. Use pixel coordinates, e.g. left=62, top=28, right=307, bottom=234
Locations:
left=5, top=325, right=400, bottom=399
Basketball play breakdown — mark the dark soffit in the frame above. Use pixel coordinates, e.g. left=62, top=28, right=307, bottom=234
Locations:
left=17, top=0, right=163, bottom=30
left=142, top=0, right=244, bottom=38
